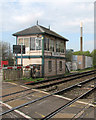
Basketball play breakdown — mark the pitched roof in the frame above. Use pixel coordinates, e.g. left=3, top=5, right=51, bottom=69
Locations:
left=13, top=25, right=69, bottom=41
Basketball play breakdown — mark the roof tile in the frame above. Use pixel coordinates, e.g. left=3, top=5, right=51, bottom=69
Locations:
left=13, top=25, right=68, bottom=41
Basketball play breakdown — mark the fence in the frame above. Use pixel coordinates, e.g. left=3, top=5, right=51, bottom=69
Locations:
left=3, top=69, right=23, bottom=80
left=2, top=64, right=42, bottom=81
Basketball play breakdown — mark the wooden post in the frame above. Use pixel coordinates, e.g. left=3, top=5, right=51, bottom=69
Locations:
left=42, top=35, right=44, bottom=77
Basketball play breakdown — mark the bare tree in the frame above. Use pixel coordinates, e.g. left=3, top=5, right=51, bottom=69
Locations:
left=0, top=42, right=14, bottom=66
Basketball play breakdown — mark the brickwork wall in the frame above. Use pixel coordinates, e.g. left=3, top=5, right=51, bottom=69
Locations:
left=44, top=58, right=65, bottom=77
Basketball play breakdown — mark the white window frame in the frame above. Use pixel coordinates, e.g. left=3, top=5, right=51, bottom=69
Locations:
left=18, top=37, right=30, bottom=46
left=30, top=37, right=42, bottom=50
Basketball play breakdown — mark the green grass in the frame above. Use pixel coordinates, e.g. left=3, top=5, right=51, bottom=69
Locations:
left=3, top=79, right=17, bottom=82
left=22, top=77, right=44, bottom=82
left=3, top=77, right=44, bottom=83
left=66, top=67, right=95, bottom=75
left=75, top=67, right=95, bottom=73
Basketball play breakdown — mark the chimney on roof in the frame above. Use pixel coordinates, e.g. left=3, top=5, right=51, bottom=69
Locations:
left=36, top=20, right=39, bottom=25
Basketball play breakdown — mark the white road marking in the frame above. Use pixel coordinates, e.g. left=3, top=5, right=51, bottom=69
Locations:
left=54, top=95, right=95, bottom=107
left=26, top=97, right=31, bottom=100
left=25, top=88, right=95, bottom=107
left=4, top=82, right=95, bottom=107
left=4, top=82, right=17, bottom=86
left=0, top=101, right=31, bottom=119
left=20, top=85, right=29, bottom=89
left=32, top=89, right=50, bottom=95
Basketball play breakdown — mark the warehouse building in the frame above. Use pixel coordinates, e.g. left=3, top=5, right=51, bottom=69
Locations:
left=13, top=24, right=69, bottom=77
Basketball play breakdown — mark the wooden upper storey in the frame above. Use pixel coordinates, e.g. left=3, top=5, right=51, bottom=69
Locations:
left=13, top=25, right=69, bottom=57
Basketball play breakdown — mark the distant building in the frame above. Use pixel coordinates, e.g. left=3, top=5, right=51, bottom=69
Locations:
left=73, top=55, right=92, bottom=70
left=13, top=24, right=69, bottom=77
left=66, top=55, right=93, bottom=71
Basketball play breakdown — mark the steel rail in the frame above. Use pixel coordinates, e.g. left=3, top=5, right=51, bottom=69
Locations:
left=3, top=91, right=36, bottom=103
left=0, top=87, right=35, bottom=98
left=41, top=87, right=96, bottom=120
left=35, top=72, right=96, bottom=89
left=26, top=69, right=96, bottom=85
left=1, top=70, right=95, bottom=98
left=0, top=76, right=96, bottom=116
left=1, top=71, right=96, bottom=98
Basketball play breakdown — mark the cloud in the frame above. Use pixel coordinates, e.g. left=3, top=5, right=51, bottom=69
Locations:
left=84, top=40, right=94, bottom=52
left=13, top=12, right=43, bottom=24
left=1, top=1, right=94, bottom=33
left=0, top=0, right=95, bottom=52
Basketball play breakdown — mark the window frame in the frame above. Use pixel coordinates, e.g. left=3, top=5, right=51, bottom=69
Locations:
left=35, top=37, right=42, bottom=50
left=44, top=37, right=49, bottom=51
left=18, top=37, right=30, bottom=47
left=30, top=37, right=42, bottom=50
left=59, top=61, right=62, bottom=71
left=49, top=39, right=54, bottom=52
left=60, top=41, right=64, bottom=53
left=56, top=41, right=60, bottom=52
left=30, top=37, right=35, bottom=50
left=48, top=61, right=52, bottom=72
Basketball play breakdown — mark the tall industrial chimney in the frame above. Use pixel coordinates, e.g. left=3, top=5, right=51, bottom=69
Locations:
left=80, top=22, right=83, bottom=51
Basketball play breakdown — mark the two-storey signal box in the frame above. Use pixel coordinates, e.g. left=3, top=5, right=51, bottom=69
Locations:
left=13, top=24, right=69, bottom=77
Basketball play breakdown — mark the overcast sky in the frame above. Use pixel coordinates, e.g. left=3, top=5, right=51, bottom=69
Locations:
left=0, top=0, right=95, bottom=52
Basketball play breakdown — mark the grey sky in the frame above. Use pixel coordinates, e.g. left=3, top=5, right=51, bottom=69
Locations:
left=0, top=0, right=95, bottom=52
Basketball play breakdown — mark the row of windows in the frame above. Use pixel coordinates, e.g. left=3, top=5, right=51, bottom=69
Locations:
left=44, top=38, right=64, bottom=53
left=18, top=37, right=65, bottom=53
left=18, top=37, right=41, bottom=50
left=30, top=37, right=41, bottom=50
left=48, top=61, right=63, bottom=72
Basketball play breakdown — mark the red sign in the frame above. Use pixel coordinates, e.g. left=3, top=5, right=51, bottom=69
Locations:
left=1, top=61, right=8, bottom=67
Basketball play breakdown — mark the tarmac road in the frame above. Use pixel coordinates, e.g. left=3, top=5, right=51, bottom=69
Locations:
left=1, top=81, right=95, bottom=119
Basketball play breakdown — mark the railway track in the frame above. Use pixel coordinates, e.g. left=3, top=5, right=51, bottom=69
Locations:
left=1, top=70, right=96, bottom=103
left=3, top=76, right=96, bottom=104
left=41, top=86, right=96, bottom=120
left=1, top=69, right=95, bottom=99
left=26, top=69, right=96, bottom=85
left=1, top=76, right=96, bottom=118
left=32, top=70, right=96, bottom=89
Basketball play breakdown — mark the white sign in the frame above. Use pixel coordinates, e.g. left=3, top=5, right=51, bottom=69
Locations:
left=26, top=47, right=29, bottom=52
left=52, top=52, right=60, bottom=56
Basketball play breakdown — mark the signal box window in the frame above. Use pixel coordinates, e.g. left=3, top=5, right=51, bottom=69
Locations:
left=60, top=41, right=64, bottom=53
left=24, top=38, right=29, bottom=47
left=49, top=39, right=54, bottom=52
left=18, top=38, right=29, bottom=48
left=44, top=37, right=49, bottom=51
left=56, top=41, right=60, bottom=52
left=18, top=38, right=23, bottom=45
left=59, top=61, right=62, bottom=71
left=36, top=38, right=41, bottom=50
left=30, top=37, right=35, bottom=50
left=48, top=61, right=52, bottom=72
left=30, top=37, right=41, bottom=50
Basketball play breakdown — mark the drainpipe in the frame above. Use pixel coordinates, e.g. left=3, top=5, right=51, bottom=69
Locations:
left=42, top=35, right=44, bottom=77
